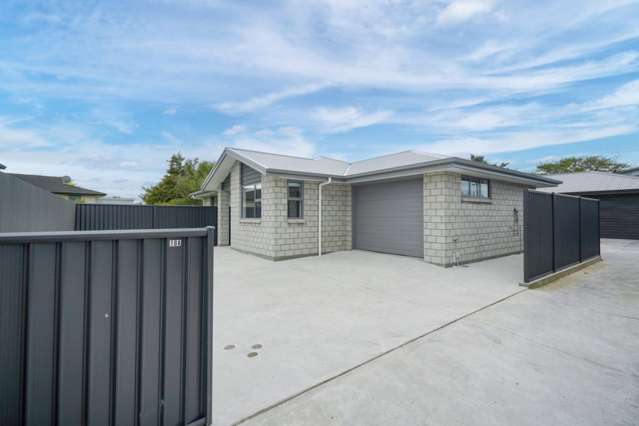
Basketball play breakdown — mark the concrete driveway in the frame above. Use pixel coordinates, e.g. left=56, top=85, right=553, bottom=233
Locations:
left=213, top=248, right=524, bottom=425
left=237, top=239, right=639, bottom=426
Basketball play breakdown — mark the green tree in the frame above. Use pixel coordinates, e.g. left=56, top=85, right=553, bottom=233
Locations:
left=470, top=154, right=510, bottom=168
left=535, top=156, right=629, bottom=175
left=142, top=153, right=214, bottom=205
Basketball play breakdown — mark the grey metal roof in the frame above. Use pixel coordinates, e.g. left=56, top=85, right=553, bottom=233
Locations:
left=345, top=150, right=446, bottom=175
left=9, top=173, right=106, bottom=196
left=228, top=148, right=350, bottom=175
left=201, top=147, right=559, bottom=192
left=537, top=171, right=639, bottom=194
left=622, top=166, right=639, bottom=176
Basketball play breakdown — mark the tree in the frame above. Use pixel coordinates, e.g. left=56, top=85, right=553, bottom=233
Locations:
left=470, top=154, right=510, bottom=168
left=535, top=156, right=629, bottom=175
left=142, top=153, right=214, bottom=205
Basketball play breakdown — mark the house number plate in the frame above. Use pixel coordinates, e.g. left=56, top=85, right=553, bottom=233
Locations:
left=169, top=239, right=182, bottom=248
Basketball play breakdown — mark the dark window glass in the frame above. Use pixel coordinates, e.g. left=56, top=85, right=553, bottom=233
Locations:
left=242, top=182, right=262, bottom=218
left=287, top=180, right=303, bottom=218
left=461, top=177, right=490, bottom=199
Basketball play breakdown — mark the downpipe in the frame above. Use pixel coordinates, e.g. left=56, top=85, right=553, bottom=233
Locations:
left=318, top=177, right=332, bottom=256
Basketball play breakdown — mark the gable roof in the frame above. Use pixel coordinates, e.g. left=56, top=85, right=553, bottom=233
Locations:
left=537, top=171, right=639, bottom=194
left=9, top=173, right=106, bottom=197
left=199, top=147, right=559, bottom=194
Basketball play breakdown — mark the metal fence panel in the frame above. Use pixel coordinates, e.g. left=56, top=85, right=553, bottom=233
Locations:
left=0, top=171, right=75, bottom=232
left=553, top=195, right=581, bottom=270
left=580, top=198, right=601, bottom=260
left=523, top=191, right=554, bottom=281
left=524, top=190, right=600, bottom=282
left=0, top=228, right=214, bottom=426
left=75, top=204, right=217, bottom=244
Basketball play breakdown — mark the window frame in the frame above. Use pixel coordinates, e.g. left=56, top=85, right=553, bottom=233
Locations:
left=287, top=180, right=304, bottom=219
left=460, top=176, right=491, bottom=199
left=241, top=182, right=262, bottom=219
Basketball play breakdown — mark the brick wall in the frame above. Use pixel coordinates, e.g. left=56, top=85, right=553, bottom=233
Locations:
left=424, top=172, right=524, bottom=266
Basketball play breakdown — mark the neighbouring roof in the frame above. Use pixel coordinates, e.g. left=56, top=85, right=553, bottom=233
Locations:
left=622, top=166, right=639, bottom=175
left=198, top=147, right=560, bottom=195
left=537, top=171, right=639, bottom=194
left=9, top=173, right=106, bottom=197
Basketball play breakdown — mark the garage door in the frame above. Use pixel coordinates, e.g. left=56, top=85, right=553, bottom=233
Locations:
left=352, top=178, right=423, bottom=257
left=598, top=194, right=639, bottom=239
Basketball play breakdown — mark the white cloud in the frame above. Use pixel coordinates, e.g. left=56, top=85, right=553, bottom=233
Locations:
left=215, top=83, right=331, bottom=114
left=163, top=107, right=177, bottom=115
left=161, top=131, right=183, bottom=144
left=313, top=106, right=394, bottom=133
left=233, top=127, right=315, bottom=157
left=421, top=125, right=636, bottom=155
left=223, top=124, right=246, bottom=136
left=436, top=0, right=496, bottom=26
left=588, top=79, right=639, bottom=110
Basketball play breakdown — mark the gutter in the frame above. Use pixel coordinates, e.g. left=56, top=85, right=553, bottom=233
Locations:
left=318, top=177, right=332, bottom=256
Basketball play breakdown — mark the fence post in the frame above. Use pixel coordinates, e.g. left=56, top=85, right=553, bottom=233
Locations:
left=523, top=190, right=528, bottom=282
left=578, top=197, right=583, bottom=263
left=551, top=192, right=556, bottom=273
left=205, top=226, right=215, bottom=424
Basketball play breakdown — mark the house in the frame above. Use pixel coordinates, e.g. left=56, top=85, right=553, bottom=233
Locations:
left=8, top=173, right=106, bottom=203
left=193, top=148, right=559, bottom=265
left=622, top=166, right=639, bottom=176
left=538, top=171, right=639, bottom=240
left=94, top=196, right=137, bottom=205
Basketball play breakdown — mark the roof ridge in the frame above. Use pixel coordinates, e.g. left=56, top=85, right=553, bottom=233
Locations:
left=229, top=147, right=316, bottom=161
left=349, top=150, right=415, bottom=164
left=552, top=171, right=639, bottom=180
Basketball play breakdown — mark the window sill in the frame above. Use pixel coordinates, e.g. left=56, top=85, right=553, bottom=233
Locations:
left=461, top=196, right=492, bottom=204
left=240, top=218, right=261, bottom=224
left=287, top=218, right=305, bottom=224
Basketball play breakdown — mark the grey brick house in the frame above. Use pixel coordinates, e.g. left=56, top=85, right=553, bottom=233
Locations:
left=193, top=148, right=558, bottom=266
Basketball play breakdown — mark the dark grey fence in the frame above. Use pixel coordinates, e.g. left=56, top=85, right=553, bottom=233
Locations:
left=0, top=227, right=214, bottom=426
left=0, top=172, right=75, bottom=232
left=75, top=204, right=217, bottom=244
left=524, top=190, right=600, bottom=282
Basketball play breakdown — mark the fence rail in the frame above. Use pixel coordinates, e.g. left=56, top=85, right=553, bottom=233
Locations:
left=524, top=190, right=600, bottom=282
left=0, top=227, right=214, bottom=426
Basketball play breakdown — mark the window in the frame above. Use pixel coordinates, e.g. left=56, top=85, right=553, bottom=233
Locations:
left=242, top=182, right=261, bottom=218
left=461, top=176, right=490, bottom=199
left=241, top=163, right=262, bottom=218
left=287, top=180, right=303, bottom=218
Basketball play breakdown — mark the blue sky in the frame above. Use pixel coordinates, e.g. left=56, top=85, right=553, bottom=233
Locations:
left=1, top=0, right=638, bottom=198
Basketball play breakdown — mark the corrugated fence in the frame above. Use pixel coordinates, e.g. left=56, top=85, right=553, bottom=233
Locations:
left=0, top=227, right=214, bottom=426
left=524, top=190, right=600, bottom=282
left=75, top=204, right=217, bottom=244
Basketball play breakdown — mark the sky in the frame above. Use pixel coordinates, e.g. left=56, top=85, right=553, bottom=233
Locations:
left=1, top=0, right=638, bottom=198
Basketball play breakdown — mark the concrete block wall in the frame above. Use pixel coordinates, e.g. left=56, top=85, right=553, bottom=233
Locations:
left=229, top=162, right=276, bottom=258
left=271, top=179, right=352, bottom=259
left=424, top=172, right=524, bottom=266
left=321, top=184, right=352, bottom=253
left=216, top=189, right=230, bottom=246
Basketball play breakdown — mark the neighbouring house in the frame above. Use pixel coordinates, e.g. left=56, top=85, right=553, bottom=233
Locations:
left=622, top=166, right=639, bottom=176
left=538, top=171, right=639, bottom=240
left=9, top=173, right=106, bottom=203
left=94, top=196, right=137, bottom=205
left=193, top=148, right=558, bottom=265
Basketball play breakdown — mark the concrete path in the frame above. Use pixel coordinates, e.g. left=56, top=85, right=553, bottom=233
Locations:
left=213, top=248, right=524, bottom=425
left=239, top=239, right=639, bottom=426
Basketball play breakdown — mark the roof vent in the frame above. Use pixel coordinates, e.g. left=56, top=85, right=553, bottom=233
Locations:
left=61, top=175, right=72, bottom=184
